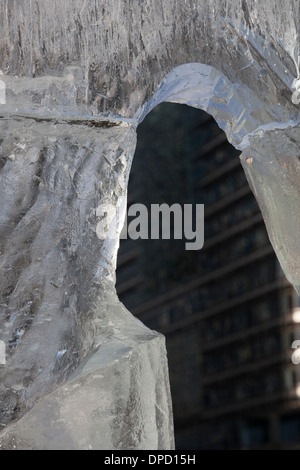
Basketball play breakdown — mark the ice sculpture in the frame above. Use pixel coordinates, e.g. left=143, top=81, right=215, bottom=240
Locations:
left=0, top=0, right=299, bottom=450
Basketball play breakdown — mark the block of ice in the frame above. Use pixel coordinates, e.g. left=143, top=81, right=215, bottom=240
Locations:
left=0, top=0, right=299, bottom=450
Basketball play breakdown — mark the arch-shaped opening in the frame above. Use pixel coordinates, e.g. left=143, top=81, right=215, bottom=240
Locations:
left=0, top=340, right=6, bottom=365
left=117, top=101, right=299, bottom=450
left=115, top=63, right=300, bottom=294
left=101, top=63, right=299, bottom=294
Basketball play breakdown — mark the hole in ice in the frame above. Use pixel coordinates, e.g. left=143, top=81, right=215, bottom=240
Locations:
left=116, top=102, right=296, bottom=449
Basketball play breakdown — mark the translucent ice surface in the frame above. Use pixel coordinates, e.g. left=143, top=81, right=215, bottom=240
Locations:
left=0, top=0, right=299, bottom=450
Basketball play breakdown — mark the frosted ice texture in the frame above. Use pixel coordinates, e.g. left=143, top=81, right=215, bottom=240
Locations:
left=0, top=0, right=299, bottom=450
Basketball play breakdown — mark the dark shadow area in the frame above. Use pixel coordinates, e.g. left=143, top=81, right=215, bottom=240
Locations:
left=116, top=102, right=300, bottom=450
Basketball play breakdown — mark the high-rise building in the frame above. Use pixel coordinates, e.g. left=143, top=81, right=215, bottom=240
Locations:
left=116, top=103, right=300, bottom=450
